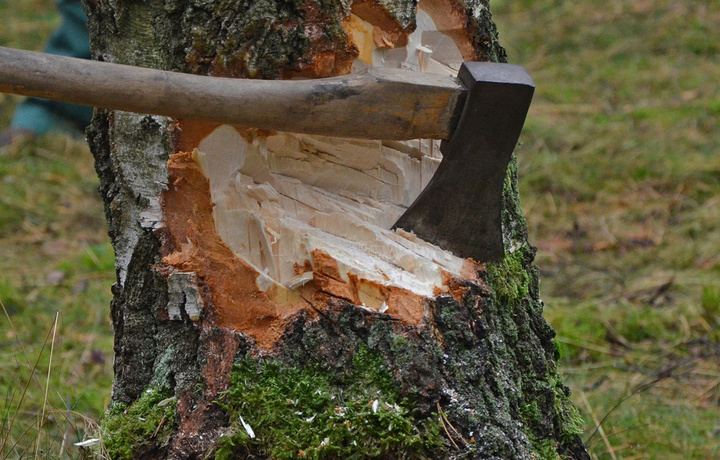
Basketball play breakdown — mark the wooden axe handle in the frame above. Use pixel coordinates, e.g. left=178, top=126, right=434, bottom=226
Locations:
left=0, top=46, right=464, bottom=140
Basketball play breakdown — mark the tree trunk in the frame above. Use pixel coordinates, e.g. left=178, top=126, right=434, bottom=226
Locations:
left=83, top=0, right=590, bottom=458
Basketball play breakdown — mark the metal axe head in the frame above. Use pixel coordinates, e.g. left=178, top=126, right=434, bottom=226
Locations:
left=393, top=62, right=535, bottom=262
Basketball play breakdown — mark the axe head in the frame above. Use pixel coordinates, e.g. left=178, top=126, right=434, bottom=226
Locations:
left=393, top=62, right=535, bottom=262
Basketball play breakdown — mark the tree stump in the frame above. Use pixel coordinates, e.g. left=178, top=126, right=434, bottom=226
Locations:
left=84, top=0, right=590, bottom=458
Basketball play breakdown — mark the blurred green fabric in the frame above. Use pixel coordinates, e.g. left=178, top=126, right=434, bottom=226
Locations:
left=10, top=0, right=93, bottom=135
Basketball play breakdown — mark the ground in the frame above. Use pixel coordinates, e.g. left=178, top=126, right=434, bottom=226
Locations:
left=1, top=0, right=719, bottom=458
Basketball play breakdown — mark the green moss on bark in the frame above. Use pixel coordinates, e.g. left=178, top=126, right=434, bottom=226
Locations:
left=549, top=371, right=584, bottom=445
left=98, top=387, right=178, bottom=459
left=215, top=347, right=446, bottom=459
left=487, top=245, right=532, bottom=305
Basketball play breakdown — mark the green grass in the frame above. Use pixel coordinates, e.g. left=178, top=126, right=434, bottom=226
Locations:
left=2, top=0, right=720, bottom=458
left=0, top=2, right=113, bottom=457
left=494, top=0, right=720, bottom=458
left=0, top=134, right=114, bottom=458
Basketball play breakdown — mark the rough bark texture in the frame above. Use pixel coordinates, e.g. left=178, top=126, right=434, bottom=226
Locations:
left=83, top=0, right=590, bottom=458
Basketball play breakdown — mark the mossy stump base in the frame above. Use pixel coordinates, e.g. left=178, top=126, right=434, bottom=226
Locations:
left=95, top=268, right=589, bottom=459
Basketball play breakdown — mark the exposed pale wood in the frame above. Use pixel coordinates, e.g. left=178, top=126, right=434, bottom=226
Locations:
left=185, top=11, right=471, bottom=316
left=0, top=46, right=464, bottom=140
left=192, top=126, right=464, bottom=304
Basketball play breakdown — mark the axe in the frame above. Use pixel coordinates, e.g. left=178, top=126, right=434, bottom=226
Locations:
left=0, top=46, right=534, bottom=262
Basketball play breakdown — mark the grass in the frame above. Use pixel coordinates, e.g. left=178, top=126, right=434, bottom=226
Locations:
left=0, top=134, right=114, bottom=459
left=1, top=0, right=719, bottom=458
left=0, top=135, right=115, bottom=458
left=493, top=0, right=720, bottom=458
left=0, top=2, right=114, bottom=457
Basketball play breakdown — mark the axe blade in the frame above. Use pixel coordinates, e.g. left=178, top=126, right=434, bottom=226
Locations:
left=393, top=62, right=535, bottom=262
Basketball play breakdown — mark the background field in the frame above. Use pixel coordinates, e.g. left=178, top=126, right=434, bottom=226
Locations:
left=495, top=0, right=720, bottom=458
left=1, top=0, right=719, bottom=458
left=0, top=1, right=114, bottom=457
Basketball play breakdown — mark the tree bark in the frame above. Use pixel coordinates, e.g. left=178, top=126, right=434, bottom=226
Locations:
left=83, top=0, right=590, bottom=458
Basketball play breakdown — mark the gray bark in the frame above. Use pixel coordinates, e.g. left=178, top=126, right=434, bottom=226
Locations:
left=83, top=0, right=590, bottom=458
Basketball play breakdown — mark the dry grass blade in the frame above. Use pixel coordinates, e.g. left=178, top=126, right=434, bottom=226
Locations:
left=436, top=403, right=459, bottom=450
left=0, top=299, right=43, bottom=392
left=580, top=390, right=616, bottom=460
left=80, top=241, right=101, bottom=268
left=693, top=378, right=720, bottom=405
left=594, top=421, right=655, bottom=447
left=34, top=311, right=59, bottom=460
left=7, top=421, right=39, bottom=460
left=151, top=413, right=167, bottom=439
left=436, top=402, right=468, bottom=449
left=51, top=407, right=109, bottom=459
left=0, top=302, right=56, bottom=457
left=584, top=373, right=668, bottom=447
